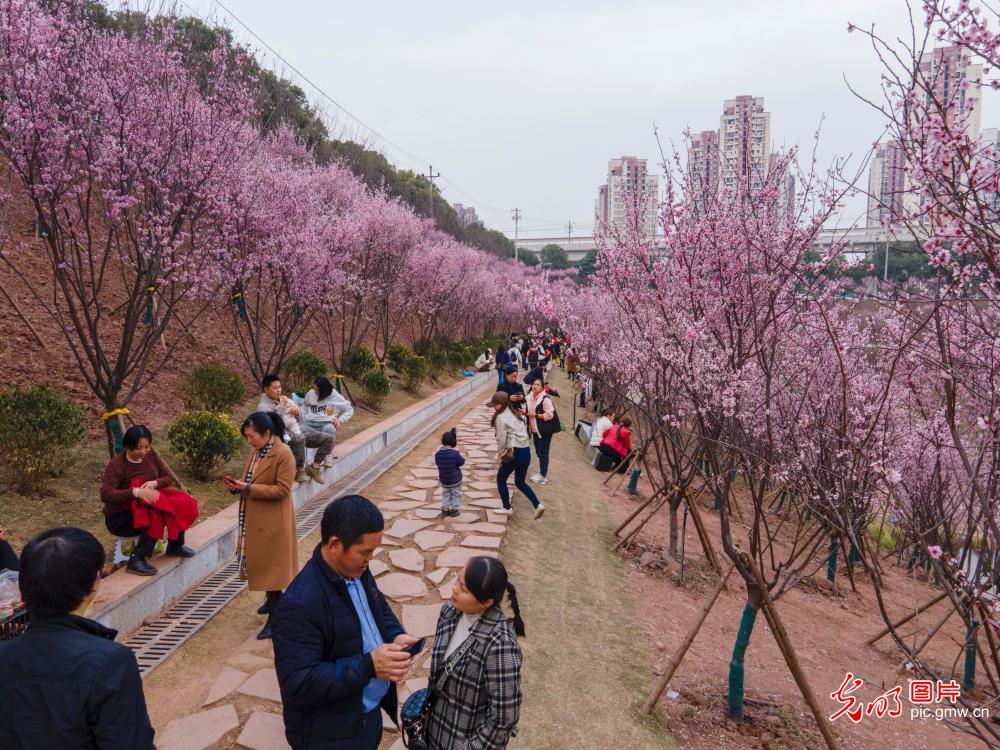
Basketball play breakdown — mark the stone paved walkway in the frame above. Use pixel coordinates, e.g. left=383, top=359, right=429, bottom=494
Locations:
left=156, top=400, right=508, bottom=750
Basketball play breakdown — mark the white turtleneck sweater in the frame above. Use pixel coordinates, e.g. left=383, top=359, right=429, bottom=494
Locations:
left=444, top=611, right=481, bottom=659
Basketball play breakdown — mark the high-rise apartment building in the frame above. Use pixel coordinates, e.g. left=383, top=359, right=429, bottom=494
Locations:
left=866, top=45, right=984, bottom=227
left=688, top=130, right=720, bottom=198
left=453, top=203, right=481, bottom=228
left=719, top=95, right=771, bottom=193
left=981, top=127, right=999, bottom=216
left=866, top=140, right=908, bottom=227
left=772, top=153, right=797, bottom=223
left=594, top=156, right=659, bottom=239
left=687, top=96, right=772, bottom=198
left=918, top=45, right=983, bottom=137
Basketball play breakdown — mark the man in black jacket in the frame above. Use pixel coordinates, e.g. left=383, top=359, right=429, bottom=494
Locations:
left=0, top=527, right=155, bottom=749
left=497, top=366, right=526, bottom=413
left=272, top=495, right=418, bottom=749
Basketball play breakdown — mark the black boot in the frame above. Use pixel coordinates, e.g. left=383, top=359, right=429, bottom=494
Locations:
left=256, top=616, right=273, bottom=640
left=257, top=590, right=281, bottom=615
left=165, top=542, right=195, bottom=558
left=126, top=556, right=157, bottom=576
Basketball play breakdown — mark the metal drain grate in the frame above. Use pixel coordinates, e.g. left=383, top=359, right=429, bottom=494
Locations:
left=126, top=383, right=490, bottom=676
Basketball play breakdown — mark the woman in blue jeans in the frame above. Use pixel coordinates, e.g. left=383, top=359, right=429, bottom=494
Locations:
left=491, top=391, right=545, bottom=519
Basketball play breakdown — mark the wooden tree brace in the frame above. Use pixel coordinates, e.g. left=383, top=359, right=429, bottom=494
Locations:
left=741, top=553, right=839, bottom=750
left=642, top=563, right=734, bottom=714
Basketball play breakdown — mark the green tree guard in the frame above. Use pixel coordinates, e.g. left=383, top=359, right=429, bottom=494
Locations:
left=109, top=414, right=125, bottom=454
left=334, top=374, right=344, bottom=394
left=964, top=618, right=979, bottom=691
left=728, top=602, right=758, bottom=721
left=730, top=468, right=738, bottom=481
left=774, top=490, right=786, bottom=513
left=703, top=458, right=712, bottom=478
left=143, top=287, right=155, bottom=325
left=628, top=468, right=641, bottom=495
left=827, top=538, right=839, bottom=583
left=848, top=542, right=861, bottom=566
left=230, top=290, right=248, bottom=322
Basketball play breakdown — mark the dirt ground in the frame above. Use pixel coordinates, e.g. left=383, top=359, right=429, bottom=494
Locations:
left=601, top=444, right=989, bottom=748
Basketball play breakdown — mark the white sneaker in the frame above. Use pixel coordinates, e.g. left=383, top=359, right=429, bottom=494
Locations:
left=529, top=473, right=543, bottom=483
left=534, top=504, right=546, bottom=520
left=494, top=507, right=513, bottom=515
left=538, top=476, right=548, bottom=485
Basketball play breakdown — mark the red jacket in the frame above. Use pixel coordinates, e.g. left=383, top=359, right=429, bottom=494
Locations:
left=600, top=424, right=632, bottom=457
left=130, top=479, right=199, bottom=541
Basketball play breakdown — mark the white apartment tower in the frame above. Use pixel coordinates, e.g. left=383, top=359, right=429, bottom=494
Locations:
left=594, top=156, right=659, bottom=239
left=719, top=95, right=771, bottom=193
left=866, top=45, right=984, bottom=227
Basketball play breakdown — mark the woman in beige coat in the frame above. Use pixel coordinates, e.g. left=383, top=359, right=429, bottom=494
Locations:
left=224, top=411, right=298, bottom=640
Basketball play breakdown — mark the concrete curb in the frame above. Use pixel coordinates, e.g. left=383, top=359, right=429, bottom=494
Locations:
left=92, top=372, right=495, bottom=637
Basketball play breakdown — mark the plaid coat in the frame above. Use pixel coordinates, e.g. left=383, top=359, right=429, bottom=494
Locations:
left=425, top=603, right=522, bottom=750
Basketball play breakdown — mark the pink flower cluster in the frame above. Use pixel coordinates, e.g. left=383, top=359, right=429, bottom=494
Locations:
left=0, top=0, right=544, bottom=396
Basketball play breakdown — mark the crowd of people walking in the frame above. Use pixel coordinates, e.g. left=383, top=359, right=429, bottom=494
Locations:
left=484, top=332, right=574, bottom=518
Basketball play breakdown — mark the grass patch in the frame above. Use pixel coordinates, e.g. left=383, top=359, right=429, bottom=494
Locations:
left=501, top=371, right=676, bottom=750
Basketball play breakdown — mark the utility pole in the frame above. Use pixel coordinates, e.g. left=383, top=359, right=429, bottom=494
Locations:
left=426, top=165, right=440, bottom=223
left=567, top=220, right=573, bottom=252
left=512, top=208, right=522, bottom=261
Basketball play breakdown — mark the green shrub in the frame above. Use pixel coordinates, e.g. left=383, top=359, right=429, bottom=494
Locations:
left=346, top=345, right=378, bottom=380
left=166, top=410, right=243, bottom=480
left=446, top=347, right=467, bottom=370
left=361, top=369, right=392, bottom=409
left=180, top=362, right=245, bottom=412
left=283, top=350, right=327, bottom=396
left=403, top=356, right=429, bottom=393
left=387, top=343, right=414, bottom=373
left=0, top=384, right=85, bottom=493
left=426, top=347, right=448, bottom=377
left=412, top=338, right=433, bottom=356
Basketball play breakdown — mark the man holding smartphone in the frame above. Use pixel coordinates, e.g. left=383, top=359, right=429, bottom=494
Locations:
left=272, top=495, right=420, bottom=749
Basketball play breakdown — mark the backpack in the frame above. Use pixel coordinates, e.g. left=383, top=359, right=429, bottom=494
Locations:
left=535, top=396, right=562, bottom=438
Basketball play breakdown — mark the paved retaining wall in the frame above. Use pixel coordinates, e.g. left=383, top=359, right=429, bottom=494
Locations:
left=91, top=372, right=494, bottom=637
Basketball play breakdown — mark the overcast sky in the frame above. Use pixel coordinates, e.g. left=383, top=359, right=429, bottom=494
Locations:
left=176, top=0, right=997, bottom=240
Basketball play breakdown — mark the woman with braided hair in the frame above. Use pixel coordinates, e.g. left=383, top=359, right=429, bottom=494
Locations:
left=425, top=556, right=525, bottom=750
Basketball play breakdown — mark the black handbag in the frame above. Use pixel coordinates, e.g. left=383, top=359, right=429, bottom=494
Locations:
left=400, top=633, right=479, bottom=749
left=535, top=396, right=562, bottom=438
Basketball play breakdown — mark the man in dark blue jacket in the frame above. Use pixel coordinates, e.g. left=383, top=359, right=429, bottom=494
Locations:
left=0, top=527, right=155, bottom=749
left=498, top=366, right=527, bottom=413
left=272, top=495, right=417, bottom=749
left=495, top=347, right=511, bottom=387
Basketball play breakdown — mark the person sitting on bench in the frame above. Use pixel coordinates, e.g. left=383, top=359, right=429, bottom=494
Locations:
left=100, top=426, right=197, bottom=576
left=597, top=416, right=632, bottom=471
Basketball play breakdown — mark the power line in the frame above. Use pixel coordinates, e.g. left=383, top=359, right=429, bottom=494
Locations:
left=207, top=0, right=432, bottom=173
left=176, top=0, right=587, bottom=236
left=511, top=208, right=522, bottom=261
